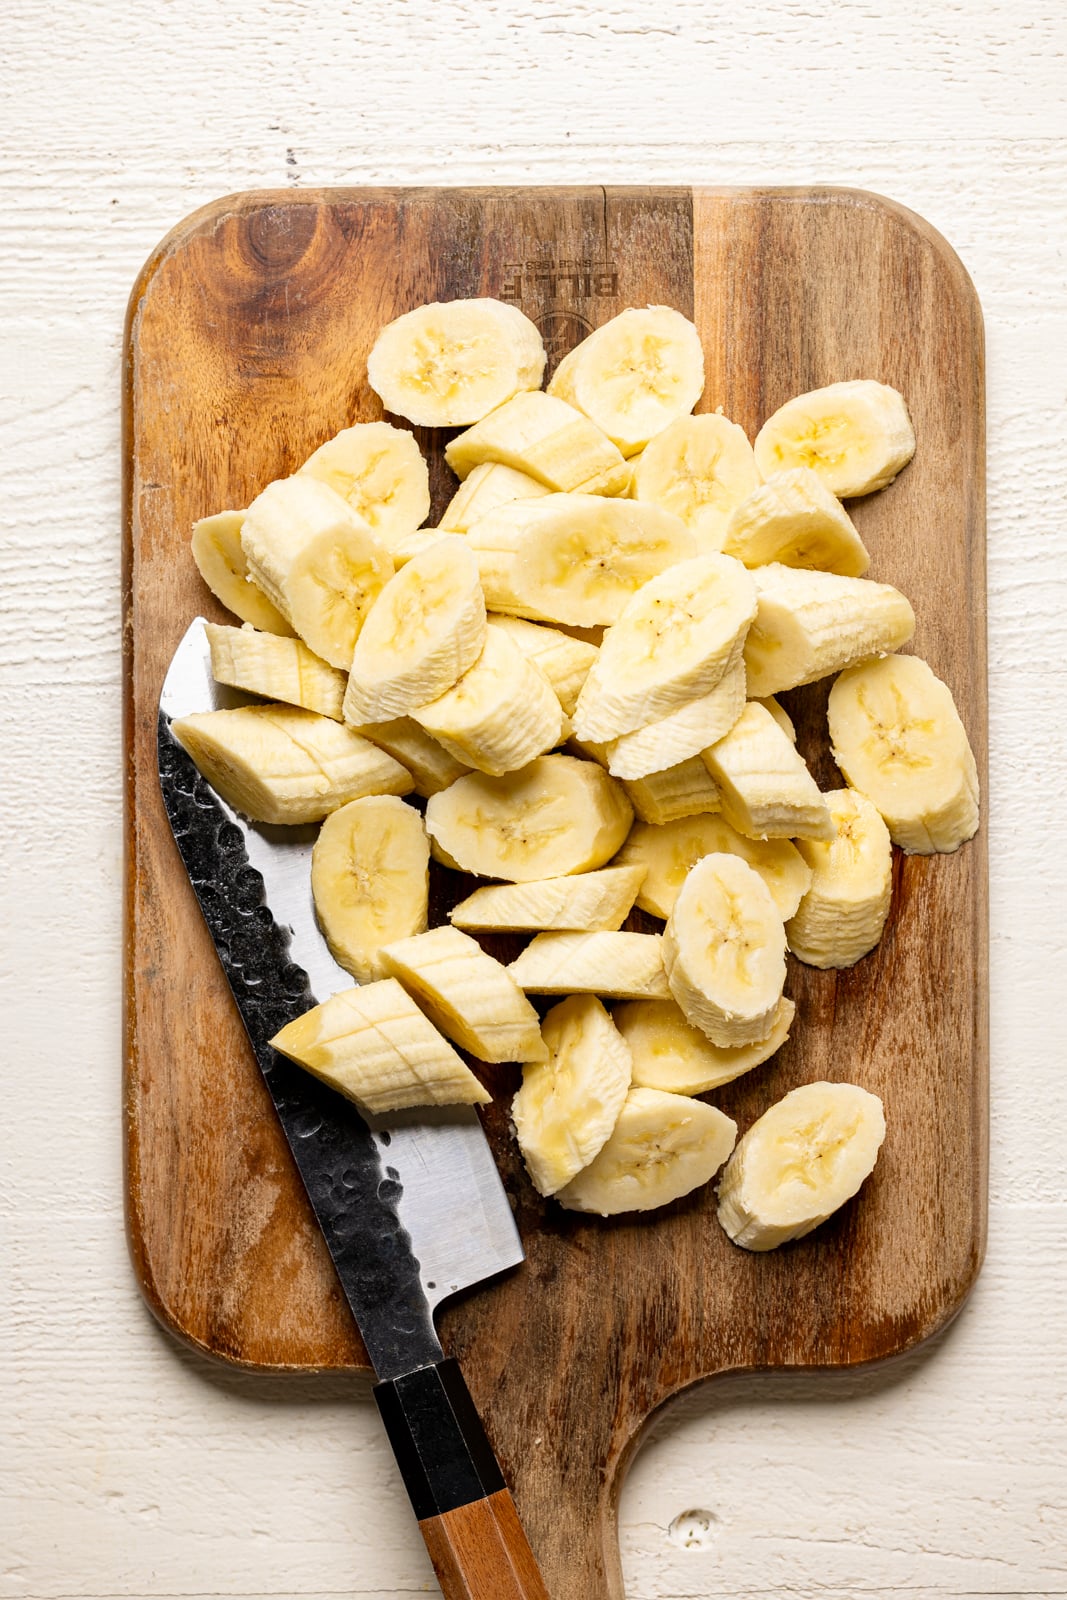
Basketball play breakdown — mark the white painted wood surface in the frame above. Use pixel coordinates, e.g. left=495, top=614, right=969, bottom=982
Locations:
left=3, top=2, right=1066, bottom=1595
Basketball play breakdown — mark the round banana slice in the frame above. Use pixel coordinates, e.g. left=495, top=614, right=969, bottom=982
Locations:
left=786, top=789, right=893, bottom=968
left=444, top=391, right=629, bottom=495
left=827, top=654, right=979, bottom=854
left=512, top=995, right=633, bottom=1196
left=602, top=655, right=746, bottom=779
left=743, top=563, right=915, bottom=699
left=367, top=297, right=546, bottom=428
left=753, top=380, right=915, bottom=499
left=546, top=305, right=705, bottom=456
left=191, top=510, right=294, bottom=635
left=614, top=996, right=795, bottom=1095
left=412, top=624, right=563, bottom=777
left=311, top=795, right=429, bottom=983
left=717, top=1080, right=886, bottom=1250
left=343, top=536, right=486, bottom=723
left=663, top=852, right=787, bottom=1048
left=424, top=753, right=633, bottom=881
left=556, top=1086, right=737, bottom=1216
left=723, top=467, right=870, bottom=577
left=298, top=421, right=431, bottom=549
left=632, top=413, right=761, bottom=550
left=614, top=813, right=812, bottom=921
left=440, top=461, right=551, bottom=533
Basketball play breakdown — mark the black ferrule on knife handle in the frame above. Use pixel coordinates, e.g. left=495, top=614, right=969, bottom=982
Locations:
left=375, top=1359, right=507, bottom=1520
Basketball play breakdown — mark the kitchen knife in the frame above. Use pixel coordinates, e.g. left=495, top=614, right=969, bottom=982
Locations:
left=158, top=618, right=550, bottom=1600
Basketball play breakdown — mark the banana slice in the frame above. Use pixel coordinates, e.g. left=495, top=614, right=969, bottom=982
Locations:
left=412, top=624, right=563, bottom=776
left=311, top=795, right=429, bottom=982
left=440, top=461, right=551, bottom=533
left=450, top=866, right=646, bottom=933
left=205, top=622, right=346, bottom=719
left=631, top=413, right=761, bottom=549
left=743, top=563, right=916, bottom=698
left=240, top=477, right=394, bottom=669
left=390, top=528, right=450, bottom=567
left=444, top=391, right=630, bottom=495
left=614, top=813, right=812, bottom=921
left=191, top=510, right=294, bottom=635
left=717, top=1080, right=886, bottom=1250
left=620, top=759, right=723, bottom=825
left=702, top=701, right=834, bottom=841
left=170, top=705, right=412, bottom=825
left=298, top=421, right=430, bottom=549
left=546, top=306, right=705, bottom=456
left=344, top=716, right=470, bottom=798
left=602, top=655, right=746, bottom=779
left=424, top=754, right=632, bottom=880
left=615, top=996, right=795, bottom=1095
left=753, top=380, right=915, bottom=498
left=270, top=978, right=489, bottom=1115
left=827, top=654, right=979, bottom=854
left=367, top=298, right=546, bottom=428
left=508, top=931, right=670, bottom=999
left=572, top=555, right=757, bottom=741
left=755, top=696, right=796, bottom=742
left=723, top=467, right=870, bottom=577
left=786, top=789, right=892, bottom=968
left=343, top=536, right=487, bottom=723
left=557, top=1087, right=737, bottom=1216
left=380, top=925, right=546, bottom=1064
left=663, top=852, right=787, bottom=1047
left=512, top=996, right=633, bottom=1196
left=486, top=614, right=598, bottom=716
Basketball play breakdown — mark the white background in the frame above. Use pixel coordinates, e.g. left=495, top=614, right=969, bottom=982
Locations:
left=3, top=2, right=1066, bottom=1596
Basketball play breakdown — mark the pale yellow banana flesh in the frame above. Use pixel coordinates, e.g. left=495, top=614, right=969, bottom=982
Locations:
left=412, top=624, right=563, bottom=776
left=556, top=1086, right=737, bottom=1215
left=485, top=613, right=598, bottom=715
left=270, top=978, right=489, bottom=1115
left=602, top=655, right=746, bottom=779
left=743, top=563, right=916, bottom=699
left=702, top=701, right=834, bottom=842
left=620, top=758, right=723, bottom=825
left=786, top=789, right=893, bottom=967
left=367, top=298, right=546, bottom=428
left=753, top=380, right=915, bottom=499
left=440, top=461, right=550, bottom=533
left=632, top=412, right=760, bottom=550
left=380, top=925, right=547, bottom=1064
left=444, top=390, right=629, bottom=494
left=205, top=622, right=346, bottom=719
left=723, top=467, right=870, bottom=577
left=613, top=812, right=812, bottom=922
left=509, top=931, right=670, bottom=999
left=450, top=866, right=646, bottom=933
left=390, top=528, right=450, bottom=567
left=191, top=510, right=294, bottom=635
left=310, top=795, right=429, bottom=982
left=348, top=716, right=471, bottom=797
left=615, top=995, right=795, bottom=1095
left=298, top=420, right=430, bottom=548
left=755, top=695, right=796, bottom=742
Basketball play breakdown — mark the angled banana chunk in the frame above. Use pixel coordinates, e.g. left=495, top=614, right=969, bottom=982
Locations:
left=754, top=380, right=915, bottom=499
left=631, top=412, right=760, bottom=550
left=440, top=461, right=550, bottom=533
left=602, top=654, right=746, bottom=779
left=828, top=654, right=979, bottom=854
left=379, top=925, right=547, bottom=1064
left=743, top=563, right=916, bottom=699
left=311, top=795, right=429, bottom=983
left=614, top=813, right=812, bottom=922
left=785, top=788, right=892, bottom=968
left=444, top=390, right=629, bottom=495
left=508, top=931, right=670, bottom=999
left=620, top=757, right=723, bottom=825
left=270, top=978, right=490, bottom=1115
left=412, top=624, right=563, bottom=776
left=450, top=866, right=646, bottom=933
left=754, top=695, right=795, bottom=742
left=390, top=527, right=450, bottom=567
left=615, top=996, right=795, bottom=1096
left=663, top=852, right=787, bottom=1047
left=512, top=995, right=633, bottom=1196
left=191, top=510, right=293, bottom=635
left=171, top=704, right=412, bottom=825
left=205, top=622, right=347, bottom=719
left=702, top=701, right=834, bottom=841
left=486, top=614, right=598, bottom=716
left=298, top=420, right=430, bottom=549
left=717, top=1080, right=886, bottom=1250
left=367, top=298, right=546, bottom=427
left=344, top=716, right=470, bottom=798
left=557, top=1086, right=737, bottom=1215
left=723, top=467, right=870, bottom=577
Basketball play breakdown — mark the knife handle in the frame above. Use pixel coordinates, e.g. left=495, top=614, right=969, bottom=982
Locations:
left=375, top=1359, right=551, bottom=1600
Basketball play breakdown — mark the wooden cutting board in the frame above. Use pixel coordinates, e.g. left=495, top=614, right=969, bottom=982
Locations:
left=124, top=186, right=987, bottom=1599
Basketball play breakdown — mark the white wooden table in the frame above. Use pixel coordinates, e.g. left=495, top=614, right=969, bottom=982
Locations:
left=4, top=3, right=1066, bottom=1595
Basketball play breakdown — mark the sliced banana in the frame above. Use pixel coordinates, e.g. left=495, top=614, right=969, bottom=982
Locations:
left=270, top=978, right=489, bottom=1115
left=205, top=622, right=347, bottom=719
left=702, top=701, right=834, bottom=841
left=621, top=758, right=723, bottom=825
left=344, top=716, right=470, bottom=798
left=753, top=380, right=915, bottom=498
left=171, top=704, right=412, bottom=825
left=557, top=1086, right=737, bottom=1216
left=663, top=852, right=787, bottom=1047
left=743, top=563, right=916, bottom=699
left=632, top=412, right=761, bottom=550
left=615, top=996, right=795, bottom=1095
left=444, top=390, right=630, bottom=495
left=390, top=527, right=450, bottom=567
left=827, top=654, right=979, bottom=854
left=298, top=421, right=430, bottom=549
left=380, top=925, right=547, bottom=1064
left=614, top=813, right=812, bottom=922
left=602, top=655, right=746, bottom=779
left=450, top=865, right=646, bottom=933
left=424, top=754, right=632, bottom=881
left=311, top=795, right=429, bottom=983
left=572, top=555, right=757, bottom=741
left=512, top=996, right=633, bottom=1196
left=755, top=696, right=796, bottom=742
left=723, top=467, right=870, bottom=577
left=440, top=461, right=551, bottom=533
left=240, top=476, right=394, bottom=669
left=191, top=510, right=294, bottom=635
left=508, top=931, right=670, bottom=999
left=786, top=789, right=893, bottom=968
left=546, top=305, right=705, bottom=456
left=412, top=624, right=563, bottom=776
left=486, top=614, right=598, bottom=716
left=717, top=1080, right=886, bottom=1250
left=343, top=536, right=487, bottom=723
left=367, top=297, right=546, bottom=428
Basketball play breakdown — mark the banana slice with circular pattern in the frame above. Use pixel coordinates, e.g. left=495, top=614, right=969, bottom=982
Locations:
left=753, top=380, right=915, bottom=498
left=557, top=1086, right=737, bottom=1216
left=367, top=298, right=546, bottom=427
left=631, top=412, right=761, bottom=549
left=298, top=421, right=430, bottom=549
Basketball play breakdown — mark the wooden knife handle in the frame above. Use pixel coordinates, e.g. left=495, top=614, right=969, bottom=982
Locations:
left=375, top=1359, right=551, bottom=1600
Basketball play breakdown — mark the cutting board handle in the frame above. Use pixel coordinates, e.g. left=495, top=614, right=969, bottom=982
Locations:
left=376, top=1359, right=551, bottom=1600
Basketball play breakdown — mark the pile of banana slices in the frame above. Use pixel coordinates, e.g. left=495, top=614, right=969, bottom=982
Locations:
left=177, top=297, right=979, bottom=1249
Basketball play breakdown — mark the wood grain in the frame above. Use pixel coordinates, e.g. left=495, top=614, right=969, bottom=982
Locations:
left=419, top=1489, right=552, bottom=1600
left=124, top=186, right=987, bottom=1599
